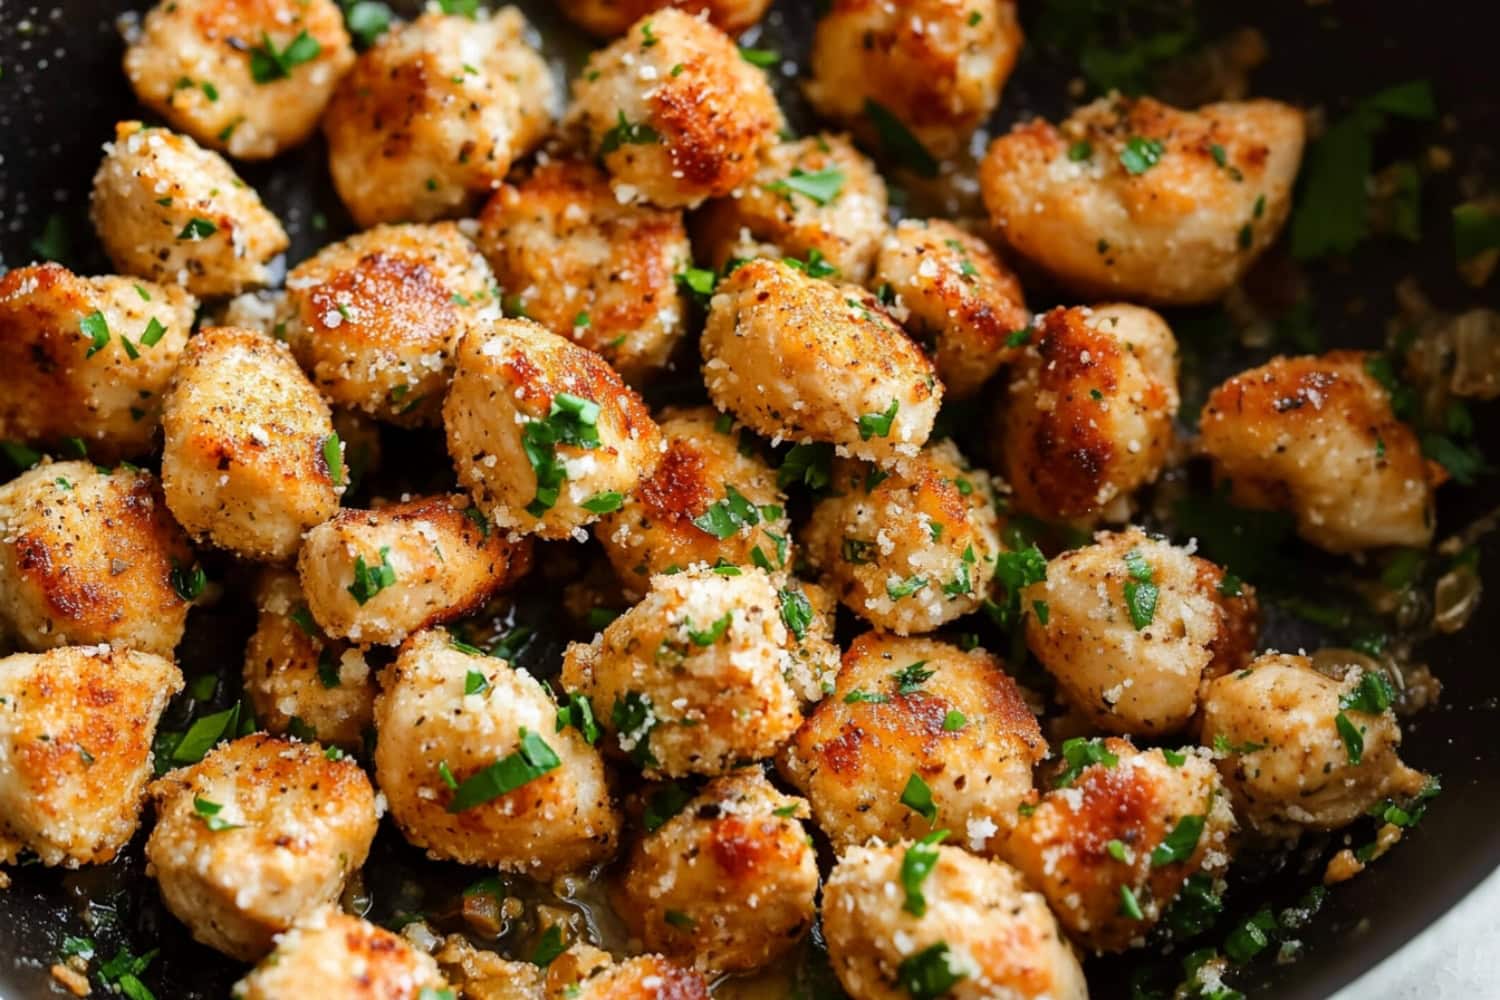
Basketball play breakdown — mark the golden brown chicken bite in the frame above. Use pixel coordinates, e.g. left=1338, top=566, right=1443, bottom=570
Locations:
left=0, top=646, right=182, bottom=868
left=873, top=219, right=1031, bottom=399
left=566, top=8, right=783, bottom=208
left=560, top=953, right=711, bottom=999
left=802, top=441, right=1003, bottom=635
left=1022, top=528, right=1260, bottom=737
left=297, top=494, right=532, bottom=646
left=593, top=406, right=792, bottom=585
left=996, top=304, right=1179, bottom=524
left=323, top=9, right=554, bottom=227
left=91, top=122, right=289, bottom=298
left=980, top=96, right=1305, bottom=304
left=559, top=0, right=772, bottom=37
left=374, top=629, right=620, bottom=876
left=146, top=734, right=378, bottom=961
left=242, top=569, right=375, bottom=750
left=560, top=565, right=805, bottom=778
left=443, top=319, right=662, bottom=541
left=778, top=633, right=1045, bottom=852
left=614, top=769, right=818, bottom=973
left=123, top=0, right=355, bottom=160
left=701, top=258, right=941, bottom=462
left=160, top=326, right=341, bottom=561
left=822, top=842, right=1087, bottom=1000
left=691, top=133, right=889, bottom=283
left=806, top=0, right=1023, bottom=161
left=0, top=461, right=195, bottom=656
left=0, top=264, right=195, bottom=462
left=232, top=906, right=452, bottom=1000
left=1199, top=653, right=1428, bottom=838
left=279, top=223, right=499, bottom=425
left=1198, top=351, right=1440, bottom=553
left=476, top=158, right=692, bottom=384
left=998, top=739, right=1235, bottom=953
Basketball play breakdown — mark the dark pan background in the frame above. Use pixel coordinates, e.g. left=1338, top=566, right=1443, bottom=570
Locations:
left=1, top=1, right=1499, bottom=997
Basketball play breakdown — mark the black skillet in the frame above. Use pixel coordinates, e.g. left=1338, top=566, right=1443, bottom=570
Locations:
left=1, top=1, right=1499, bottom=997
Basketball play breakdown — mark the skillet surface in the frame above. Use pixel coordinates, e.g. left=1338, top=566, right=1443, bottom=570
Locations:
left=1, top=1, right=1498, bottom=997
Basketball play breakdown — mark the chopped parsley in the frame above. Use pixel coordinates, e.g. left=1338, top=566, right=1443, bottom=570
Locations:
left=779, top=586, right=813, bottom=640
left=942, top=710, right=967, bottom=732
left=80, top=310, right=110, bottom=358
left=692, top=482, right=761, bottom=538
left=1150, top=815, right=1205, bottom=867
left=1119, top=136, right=1166, bottom=174
left=857, top=399, right=899, bottom=440
left=783, top=247, right=839, bottom=279
left=643, top=781, right=692, bottom=832
left=249, top=30, right=322, bottom=83
left=887, top=575, right=928, bottom=600
left=1122, top=547, right=1158, bottom=630
left=1068, top=140, right=1093, bottom=162
left=170, top=701, right=244, bottom=764
left=347, top=547, right=396, bottom=605
left=323, top=432, right=344, bottom=487
left=864, top=98, right=938, bottom=178
left=464, top=669, right=490, bottom=696
left=521, top=393, right=601, bottom=516
left=343, top=1, right=393, bottom=48
left=900, top=772, right=938, bottom=823
left=192, top=796, right=241, bottom=832
left=777, top=442, right=835, bottom=492
left=1341, top=671, right=1394, bottom=715
left=599, top=110, right=660, bottom=155
left=1054, top=736, right=1119, bottom=788
left=170, top=559, right=207, bottom=602
left=765, top=166, right=845, bottom=205
left=612, top=691, right=659, bottom=768
left=738, top=46, right=779, bottom=67
left=897, top=941, right=965, bottom=999
left=555, top=691, right=600, bottom=745
left=1335, top=712, right=1366, bottom=765
left=900, top=829, right=950, bottom=916
left=582, top=490, right=624, bottom=514
left=317, top=648, right=342, bottom=688
left=177, top=217, right=217, bottom=240
left=446, top=729, right=560, bottom=812
left=1119, top=884, right=1145, bottom=920
left=892, top=660, right=934, bottom=694
left=531, top=925, right=565, bottom=967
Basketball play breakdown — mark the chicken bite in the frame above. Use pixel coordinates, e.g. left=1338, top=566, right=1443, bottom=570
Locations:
left=802, top=440, right=1002, bottom=635
left=91, top=122, right=288, bottom=298
left=475, top=158, right=692, bottom=384
left=559, top=0, right=772, bottom=37
left=998, top=739, right=1235, bottom=953
left=560, top=565, right=805, bottom=777
left=806, top=0, right=1023, bottom=161
left=566, top=8, right=783, bottom=208
left=822, top=842, right=1087, bottom=1000
left=873, top=219, right=1031, bottom=399
left=242, top=570, right=375, bottom=750
left=701, top=258, right=940, bottom=462
left=323, top=9, right=554, bottom=227
left=691, top=133, right=889, bottom=284
left=123, top=0, right=355, bottom=160
left=146, top=734, right=378, bottom=961
left=297, top=494, right=531, bottom=646
left=279, top=223, right=499, bottom=425
left=778, top=632, right=1045, bottom=852
left=0, top=264, right=195, bottom=462
left=558, top=952, right=711, bottom=999
left=0, top=462, right=195, bottom=657
left=232, top=906, right=452, bottom=1000
left=1022, top=528, right=1259, bottom=737
left=996, top=304, right=1179, bottom=524
left=613, top=769, right=818, bottom=973
left=160, top=326, right=341, bottom=562
left=593, top=406, right=792, bottom=586
left=0, top=646, right=182, bottom=868
left=980, top=96, right=1305, bottom=304
left=374, top=628, right=620, bottom=875
left=443, top=319, right=661, bottom=540
left=1199, top=653, right=1428, bottom=838
left=1198, top=351, right=1440, bottom=553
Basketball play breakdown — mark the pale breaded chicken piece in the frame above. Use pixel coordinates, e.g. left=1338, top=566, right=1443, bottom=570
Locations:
left=444, top=319, right=662, bottom=541
left=323, top=9, right=554, bottom=226
left=0, top=461, right=195, bottom=657
left=980, top=96, right=1305, bottom=304
left=778, top=632, right=1045, bottom=852
left=566, top=8, right=783, bottom=208
left=873, top=219, right=1031, bottom=399
left=559, top=0, right=772, bottom=37
left=146, top=734, right=378, bottom=961
left=822, top=842, right=1087, bottom=1000
left=232, top=906, right=452, bottom=1000
left=476, top=158, right=692, bottom=384
left=160, top=326, right=342, bottom=561
left=692, top=133, right=889, bottom=284
left=91, top=122, right=288, bottom=298
left=0, top=263, right=195, bottom=462
left=297, top=494, right=532, bottom=646
left=1022, top=528, right=1260, bottom=737
left=613, top=769, right=818, bottom=973
left=279, top=223, right=499, bottom=426
left=701, top=258, right=941, bottom=463
left=996, top=304, right=1179, bottom=525
left=374, top=629, right=621, bottom=876
left=0, top=646, right=182, bottom=868
left=124, top=0, right=355, bottom=160
left=1199, top=351, right=1440, bottom=553
left=1199, top=653, right=1429, bottom=838
left=806, top=0, right=1023, bottom=161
